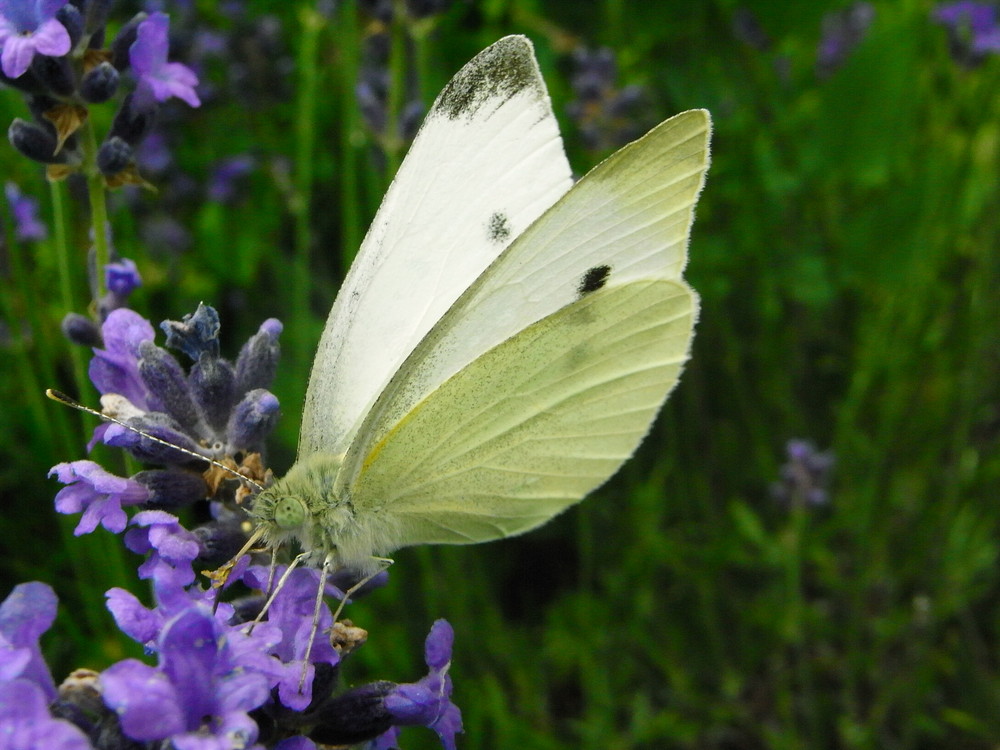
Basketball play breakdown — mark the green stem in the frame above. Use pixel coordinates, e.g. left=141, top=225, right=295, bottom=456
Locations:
left=49, top=181, right=89, bottom=409
left=337, top=2, right=362, bottom=268
left=384, top=0, right=409, bottom=179
left=80, top=118, right=110, bottom=300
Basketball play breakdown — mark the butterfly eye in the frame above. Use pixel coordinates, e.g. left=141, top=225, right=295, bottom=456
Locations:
left=273, top=496, right=307, bottom=530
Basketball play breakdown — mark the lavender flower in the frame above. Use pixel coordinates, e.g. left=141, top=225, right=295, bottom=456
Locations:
left=816, top=2, right=876, bottom=77
left=130, top=11, right=200, bottom=107
left=101, top=606, right=271, bottom=745
left=49, top=460, right=150, bottom=535
left=771, top=439, right=835, bottom=508
left=566, top=47, right=646, bottom=152
left=0, top=679, right=92, bottom=749
left=308, top=619, right=463, bottom=748
left=4, top=181, right=47, bottom=241
left=43, top=300, right=464, bottom=748
left=207, top=154, right=256, bottom=203
left=0, top=583, right=92, bottom=748
left=0, top=582, right=58, bottom=698
left=934, top=2, right=1000, bottom=66
left=0, top=0, right=71, bottom=78
left=383, top=619, right=462, bottom=749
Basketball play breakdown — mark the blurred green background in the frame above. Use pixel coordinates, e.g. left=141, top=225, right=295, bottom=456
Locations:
left=2, top=0, right=999, bottom=748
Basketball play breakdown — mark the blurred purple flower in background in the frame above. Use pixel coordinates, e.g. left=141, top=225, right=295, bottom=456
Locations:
left=4, top=181, right=47, bottom=241
left=817, top=2, right=876, bottom=77
left=771, top=439, right=835, bottom=508
left=934, top=2, right=1000, bottom=66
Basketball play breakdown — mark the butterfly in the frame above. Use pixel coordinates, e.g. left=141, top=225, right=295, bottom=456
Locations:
left=248, top=35, right=711, bottom=580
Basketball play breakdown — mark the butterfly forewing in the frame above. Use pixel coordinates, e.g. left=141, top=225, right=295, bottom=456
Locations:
left=297, top=36, right=573, bottom=459
left=349, top=280, right=695, bottom=545
left=341, top=109, right=711, bottom=491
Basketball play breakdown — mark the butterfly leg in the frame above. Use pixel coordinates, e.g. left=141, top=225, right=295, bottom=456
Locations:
left=329, top=557, right=394, bottom=625
left=247, top=550, right=308, bottom=633
left=298, top=553, right=334, bottom=692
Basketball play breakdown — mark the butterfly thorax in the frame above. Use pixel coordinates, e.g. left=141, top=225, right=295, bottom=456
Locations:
left=248, top=453, right=397, bottom=572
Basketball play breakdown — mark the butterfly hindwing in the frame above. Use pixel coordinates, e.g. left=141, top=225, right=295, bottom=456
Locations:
left=350, top=279, right=695, bottom=545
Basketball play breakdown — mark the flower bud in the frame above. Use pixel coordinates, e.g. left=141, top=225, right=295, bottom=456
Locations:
left=134, top=469, right=207, bottom=510
left=80, top=61, right=119, bottom=102
left=82, top=0, right=114, bottom=35
left=192, top=516, right=250, bottom=569
left=227, top=389, right=279, bottom=451
left=110, top=12, right=147, bottom=70
left=109, top=91, right=157, bottom=146
left=56, top=4, right=84, bottom=49
left=234, top=319, right=282, bottom=395
left=138, top=341, right=202, bottom=434
left=161, top=303, right=221, bottom=360
left=102, top=415, right=203, bottom=465
left=30, top=55, right=75, bottom=96
left=309, top=682, right=396, bottom=745
left=190, top=355, right=236, bottom=433
left=96, top=136, right=132, bottom=176
left=61, top=313, right=102, bottom=347
left=8, top=119, right=61, bottom=163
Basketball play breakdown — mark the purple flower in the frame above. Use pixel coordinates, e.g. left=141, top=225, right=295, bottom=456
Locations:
left=0, top=582, right=57, bottom=699
left=49, top=460, right=150, bottom=535
left=816, top=2, right=875, bottom=77
left=0, top=0, right=71, bottom=78
left=88, top=307, right=156, bottom=408
left=383, top=619, right=462, bottom=750
left=129, top=12, right=200, bottom=107
left=101, top=606, right=271, bottom=745
left=0, top=679, right=92, bottom=750
left=105, top=257, right=142, bottom=298
left=207, top=154, right=256, bottom=204
left=771, top=439, right=835, bottom=508
left=934, top=2, right=1000, bottom=64
left=125, top=510, right=202, bottom=589
left=240, top=565, right=341, bottom=711
left=4, top=182, right=46, bottom=241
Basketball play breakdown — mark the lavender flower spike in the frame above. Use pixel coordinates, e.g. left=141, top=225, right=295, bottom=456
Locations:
left=129, top=12, right=200, bottom=107
left=0, top=0, right=72, bottom=78
left=383, top=619, right=463, bottom=750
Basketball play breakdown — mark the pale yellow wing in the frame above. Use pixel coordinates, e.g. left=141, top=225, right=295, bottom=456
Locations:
left=339, top=109, right=710, bottom=491
left=350, top=279, right=694, bottom=545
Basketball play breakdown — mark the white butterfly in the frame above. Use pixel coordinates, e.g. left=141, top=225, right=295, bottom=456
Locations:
left=250, top=35, right=711, bottom=577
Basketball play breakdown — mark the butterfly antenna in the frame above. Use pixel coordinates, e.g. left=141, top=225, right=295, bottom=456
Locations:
left=46, top=388, right=265, bottom=492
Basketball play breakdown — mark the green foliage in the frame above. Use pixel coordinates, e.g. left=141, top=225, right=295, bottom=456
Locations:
left=1, top=0, right=998, bottom=747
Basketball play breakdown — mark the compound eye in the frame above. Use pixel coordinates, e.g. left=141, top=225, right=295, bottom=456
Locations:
left=273, top=497, right=306, bottom=530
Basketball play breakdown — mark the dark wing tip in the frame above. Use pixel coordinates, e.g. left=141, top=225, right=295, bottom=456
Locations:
left=434, top=35, right=545, bottom=121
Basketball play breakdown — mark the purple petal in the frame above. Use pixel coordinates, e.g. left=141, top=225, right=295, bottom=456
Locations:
left=0, top=679, right=92, bottom=750
left=424, top=619, right=453, bottom=671
left=0, top=582, right=57, bottom=698
left=101, top=659, right=186, bottom=740
left=1, top=34, right=37, bottom=78
left=30, top=17, right=70, bottom=55
left=106, top=587, right=161, bottom=645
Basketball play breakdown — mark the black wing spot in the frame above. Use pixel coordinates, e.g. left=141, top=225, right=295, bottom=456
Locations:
left=578, top=265, right=612, bottom=296
left=487, top=212, right=511, bottom=244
